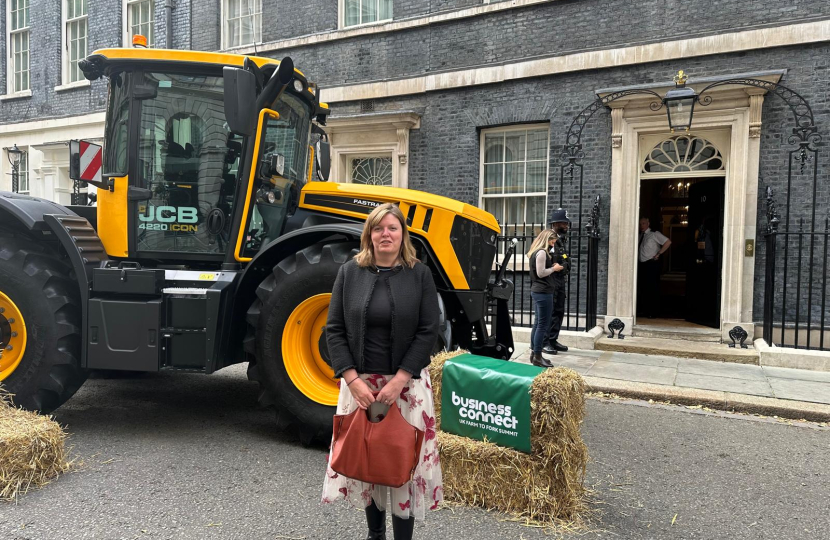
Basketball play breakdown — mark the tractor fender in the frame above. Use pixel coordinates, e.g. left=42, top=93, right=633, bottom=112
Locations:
left=1, top=191, right=108, bottom=368
left=230, top=223, right=364, bottom=356
left=0, top=192, right=107, bottom=292
left=0, top=191, right=78, bottom=231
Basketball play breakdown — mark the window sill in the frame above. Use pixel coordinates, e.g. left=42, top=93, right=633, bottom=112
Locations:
left=339, top=18, right=393, bottom=31
left=55, top=80, right=91, bottom=92
left=0, top=90, right=33, bottom=102
left=223, top=40, right=263, bottom=51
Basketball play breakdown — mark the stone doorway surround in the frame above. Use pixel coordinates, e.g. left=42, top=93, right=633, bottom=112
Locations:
left=599, top=70, right=785, bottom=343
left=324, top=111, right=420, bottom=188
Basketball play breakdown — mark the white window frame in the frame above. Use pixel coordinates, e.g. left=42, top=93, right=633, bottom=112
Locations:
left=61, top=0, right=89, bottom=86
left=339, top=0, right=393, bottom=29
left=478, top=124, right=550, bottom=233
left=221, top=0, right=262, bottom=49
left=6, top=0, right=30, bottom=95
left=122, top=0, right=155, bottom=48
left=17, top=149, right=29, bottom=194
left=332, top=145, right=400, bottom=187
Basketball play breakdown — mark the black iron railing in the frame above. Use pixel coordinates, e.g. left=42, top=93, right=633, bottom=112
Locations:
left=763, top=188, right=830, bottom=351
left=488, top=196, right=601, bottom=331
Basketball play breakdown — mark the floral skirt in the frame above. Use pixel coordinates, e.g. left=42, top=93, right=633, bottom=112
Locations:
left=321, top=368, right=443, bottom=520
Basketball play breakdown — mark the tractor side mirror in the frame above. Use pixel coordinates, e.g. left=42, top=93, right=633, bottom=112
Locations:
left=223, top=67, right=257, bottom=137
left=315, top=140, right=331, bottom=181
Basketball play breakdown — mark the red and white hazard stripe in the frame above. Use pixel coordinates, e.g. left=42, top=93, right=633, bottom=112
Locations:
left=79, top=141, right=102, bottom=183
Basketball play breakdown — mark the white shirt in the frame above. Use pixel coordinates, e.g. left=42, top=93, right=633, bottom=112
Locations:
left=639, top=228, right=669, bottom=262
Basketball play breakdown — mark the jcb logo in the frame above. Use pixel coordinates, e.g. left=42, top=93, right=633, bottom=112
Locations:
left=139, top=206, right=198, bottom=224
left=138, top=206, right=199, bottom=232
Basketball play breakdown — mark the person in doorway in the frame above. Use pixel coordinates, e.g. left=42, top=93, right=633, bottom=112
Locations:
left=637, top=217, right=672, bottom=318
left=527, top=228, right=561, bottom=368
left=543, top=209, right=572, bottom=355
left=322, top=203, right=443, bottom=540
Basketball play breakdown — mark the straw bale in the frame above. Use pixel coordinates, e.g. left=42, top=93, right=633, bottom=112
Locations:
left=0, top=391, right=72, bottom=501
left=429, top=350, right=588, bottom=524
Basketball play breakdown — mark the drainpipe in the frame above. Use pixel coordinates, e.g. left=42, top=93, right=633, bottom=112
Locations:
left=165, top=0, right=174, bottom=49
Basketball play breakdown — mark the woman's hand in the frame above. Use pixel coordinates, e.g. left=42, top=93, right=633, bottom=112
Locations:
left=376, top=370, right=412, bottom=406
left=553, top=263, right=564, bottom=272
left=343, top=369, right=375, bottom=409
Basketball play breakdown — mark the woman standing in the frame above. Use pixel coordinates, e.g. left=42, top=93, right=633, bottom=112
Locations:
left=322, top=203, right=443, bottom=540
left=527, top=229, right=563, bottom=368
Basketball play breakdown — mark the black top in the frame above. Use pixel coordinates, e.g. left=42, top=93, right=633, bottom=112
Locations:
left=362, top=266, right=395, bottom=374
left=529, top=249, right=555, bottom=294
left=326, top=260, right=440, bottom=379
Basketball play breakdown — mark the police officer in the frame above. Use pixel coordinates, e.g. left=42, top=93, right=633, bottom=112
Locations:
left=543, top=208, right=571, bottom=355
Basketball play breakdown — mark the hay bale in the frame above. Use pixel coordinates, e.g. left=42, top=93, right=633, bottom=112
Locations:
left=0, top=391, right=72, bottom=501
left=429, top=350, right=588, bottom=524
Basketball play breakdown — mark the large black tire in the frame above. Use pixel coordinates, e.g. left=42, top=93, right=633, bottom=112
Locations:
left=246, top=241, right=357, bottom=445
left=0, top=228, right=87, bottom=412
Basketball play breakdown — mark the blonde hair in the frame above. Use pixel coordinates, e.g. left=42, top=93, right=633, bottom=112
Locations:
left=354, top=203, right=419, bottom=268
left=526, top=229, right=557, bottom=260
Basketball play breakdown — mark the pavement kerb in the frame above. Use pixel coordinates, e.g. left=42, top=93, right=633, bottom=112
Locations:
left=582, top=375, right=830, bottom=423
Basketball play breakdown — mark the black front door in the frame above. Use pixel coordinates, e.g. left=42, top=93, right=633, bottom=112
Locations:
left=685, top=178, right=724, bottom=328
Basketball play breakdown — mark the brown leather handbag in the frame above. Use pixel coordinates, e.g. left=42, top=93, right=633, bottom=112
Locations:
left=330, top=395, right=425, bottom=488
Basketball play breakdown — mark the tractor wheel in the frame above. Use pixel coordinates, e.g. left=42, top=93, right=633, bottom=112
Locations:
left=0, top=228, right=87, bottom=412
left=247, top=241, right=357, bottom=446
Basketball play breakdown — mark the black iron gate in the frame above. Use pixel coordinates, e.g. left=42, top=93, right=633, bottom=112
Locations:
left=763, top=188, right=830, bottom=351
left=494, top=196, right=600, bottom=331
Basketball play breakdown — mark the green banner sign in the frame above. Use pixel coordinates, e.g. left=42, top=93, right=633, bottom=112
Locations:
left=441, top=354, right=543, bottom=453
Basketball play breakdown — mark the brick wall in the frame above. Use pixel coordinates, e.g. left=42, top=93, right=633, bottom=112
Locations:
left=192, top=0, right=220, bottom=50
left=0, top=0, right=196, bottom=125
left=261, top=0, right=830, bottom=88
left=262, top=0, right=337, bottom=41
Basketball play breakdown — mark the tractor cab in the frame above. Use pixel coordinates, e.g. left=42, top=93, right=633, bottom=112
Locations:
left=73, top=47, right=330, bottom=266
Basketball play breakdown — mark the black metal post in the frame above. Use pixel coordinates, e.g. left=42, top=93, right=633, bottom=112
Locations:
left=762, top=187, right=780, bottom=347
left=763, top=230, right=777, bottom=346
left=794, top=219, right=804, bottom=348
left=806, top=152, right=820, bottom=349
left=821, top=217, right=829, bottom=351
left=10, top=162, right=18, bottom=193
left=585, top=195, right=601, bottom=330
left=71, top=180, right=83, bottom=205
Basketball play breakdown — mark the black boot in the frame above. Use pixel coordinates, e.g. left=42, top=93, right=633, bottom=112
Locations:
left=530, top=352, right=553, bottom=368
left=542, top=344, right=559, bottom=355
left=365, top=500, right=387, bottom=540
left=392, top=515, right=415, bottom=540
left=552, top=340, right=569, bottom=352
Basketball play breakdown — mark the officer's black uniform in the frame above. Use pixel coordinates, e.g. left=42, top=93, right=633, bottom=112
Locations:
left=544, top=209, right=571, bottom=353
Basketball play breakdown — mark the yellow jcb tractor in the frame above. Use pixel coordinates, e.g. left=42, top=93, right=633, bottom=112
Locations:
left=0, top=47, right=515, bottom=443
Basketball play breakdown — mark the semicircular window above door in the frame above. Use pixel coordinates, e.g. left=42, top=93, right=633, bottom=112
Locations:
left=642, top=135, right=725, bottom=174
left=350, top=156, right=393, bottom=186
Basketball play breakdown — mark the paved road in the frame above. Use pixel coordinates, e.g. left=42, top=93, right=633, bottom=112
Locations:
left=1, top=365, right=828, bottom=540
